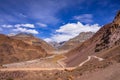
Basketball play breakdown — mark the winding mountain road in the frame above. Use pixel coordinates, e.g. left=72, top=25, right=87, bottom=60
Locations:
left=78, top=56, right=104, bottom=67
left=0, top=55, right=104, bottom=71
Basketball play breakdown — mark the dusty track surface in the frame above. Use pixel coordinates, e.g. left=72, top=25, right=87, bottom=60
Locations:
left=2, top=55, right=64, bottom=68
left=78, top=55, right=104, bottom=67
left=1, top=55, right=104, bottom=71
left=0, top=67, right=76, bottom=71
left=2, top=59, right=61, bottom=68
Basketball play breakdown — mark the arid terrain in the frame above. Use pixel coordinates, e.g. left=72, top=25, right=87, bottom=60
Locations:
left=0, top=11, right=120, bottom=80
left=0, top=33, right=54, bottom=65
left=59, top=32, right=94, bottom=51
left=0, top=52, right=120, bottom=80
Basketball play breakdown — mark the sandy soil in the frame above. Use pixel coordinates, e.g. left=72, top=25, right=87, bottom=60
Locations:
left=77, top=63, right=120, bottom=80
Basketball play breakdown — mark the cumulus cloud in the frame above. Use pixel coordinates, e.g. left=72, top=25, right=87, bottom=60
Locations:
left=7, top=33, right=16, bottom=36
left=44, top=34, right=74, bottom=42
left=0, top=23, right=38, bottom=34
left=1, top=24, right=35, bottom=28
left=44, top=38, right=52, bottom=42
left=44, top=22, right=101, bottom=42
left=15, top=24, right=35, bottom=28
left=1, top=24, right=13, bottom=28
left=36, top=22, right=47, bottom=27
left=13, top=27, right=39, bottom=34
left=56, top=22, right=100, bottom=33
left=73, top=14, right=93, bottom=23
left=13, top=23, right=38, bottom=34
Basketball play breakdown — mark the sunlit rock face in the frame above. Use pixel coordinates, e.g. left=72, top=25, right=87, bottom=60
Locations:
left=113, top=10, right=120, bottom=25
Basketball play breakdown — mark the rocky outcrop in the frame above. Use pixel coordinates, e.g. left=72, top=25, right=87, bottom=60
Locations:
left=59, top=32, right=94, bottom=51
left=65, top=10, right=120, bottom=67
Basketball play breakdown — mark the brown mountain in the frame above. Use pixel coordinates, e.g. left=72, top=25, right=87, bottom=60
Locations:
left=11, top=33, right=54, bottom=54
left=0, top=34, right=53, bottom=65
left=49, top=41, right=62, bottom=49
left=59, top=32, right=94, bottom=51
left=0, top=11, right=120, bottom=80
left=64, top=10, right=120, bottom=67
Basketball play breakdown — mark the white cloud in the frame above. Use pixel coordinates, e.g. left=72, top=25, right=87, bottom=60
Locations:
left=44, top=22, right=101, bottom=42
left=36, top=22, right=47, bottom=27
left=15, top=24, right=35, bottom=28
left=1, top=24, right=13, bottom=28
left=7, top=33, right=16, bottom=36
left=28, top=0, right=84, bottom=24
left=0, top=23, right=38, bottom=34
left=73, top=14, right=93, bottom=23
left=56, top=22, right=100, bottom=33
left=44, top=38, right=52, bottom=42
left=1, top=24, right=35, bottom=29
left=13, top=27, right=39, bottom=34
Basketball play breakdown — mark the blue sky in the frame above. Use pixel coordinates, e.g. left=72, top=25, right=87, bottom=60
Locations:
left=0, top=0, right=120, bottom=42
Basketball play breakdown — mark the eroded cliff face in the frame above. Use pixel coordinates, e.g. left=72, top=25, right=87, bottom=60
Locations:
left=95, top=11, right=120, bottom=52
left=113, top=10, right=120, bottom=24
left=109, top=10, right=120, bottom=46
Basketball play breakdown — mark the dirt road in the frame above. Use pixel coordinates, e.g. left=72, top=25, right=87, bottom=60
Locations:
left=0, top=55, right=104, bottom=71
left=78, top=56, right=104, bottom=67
left=0, top=67, right=76, bottom=71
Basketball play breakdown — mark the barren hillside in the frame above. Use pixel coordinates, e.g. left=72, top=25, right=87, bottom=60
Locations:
left=11, top=33, right=54, bottom=54
left=64, top=10, right=120, bottom=67
left=0, top=34, right=51, bottom=64
left=59, top=32, right=94, bottom=51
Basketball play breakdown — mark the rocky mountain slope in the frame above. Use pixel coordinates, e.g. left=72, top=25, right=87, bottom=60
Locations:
left=0, top=34, right=53, bottom=65
left=64, top=10, right=120, bottom=67
left=59, top=32, right=94, bottom=51
left=0, top=11, right=120, bottom=80
left=49, top=41, right=63, bottom=49
left=11, top=33, right=54, bottom=54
